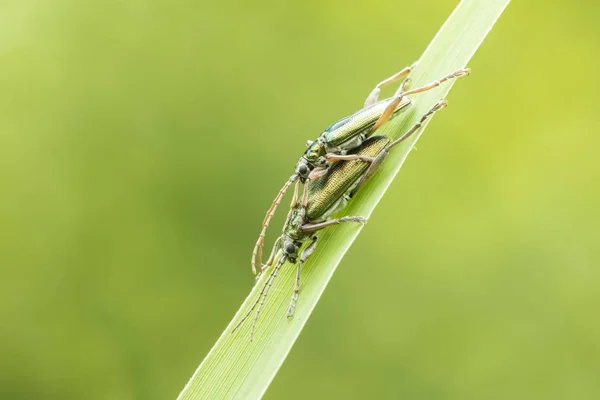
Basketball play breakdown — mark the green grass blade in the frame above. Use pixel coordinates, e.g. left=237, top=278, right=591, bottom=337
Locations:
left=178, top=0, right=510, bottom=398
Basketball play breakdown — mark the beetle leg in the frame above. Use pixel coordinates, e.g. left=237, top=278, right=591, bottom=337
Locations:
left=351, top=100, right=448, bottom=197
left=398, top=68, right=470, bottom=98
left=368, top=78, right=412, bottom=135
left=281, top=182, right=300, bottom=232
left=287, top=236, right=318, bottom=318
left=325, top=153, right=375, bottom=163
left=364, top=63, right=416, bottom=107
left=370, top=68, right=469, bottom=136
left=307, top=167, right=328, bottom=181
left=301, top=177, right=310, bottom=209
left=300, top=215, right=367, bottom=234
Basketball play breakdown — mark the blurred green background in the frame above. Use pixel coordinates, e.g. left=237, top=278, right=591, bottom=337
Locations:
left=1, top=0, right=599, bottom=398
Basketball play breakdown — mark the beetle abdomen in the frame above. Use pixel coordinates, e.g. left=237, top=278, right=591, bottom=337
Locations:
left=306, top=136, right=390, bottom=220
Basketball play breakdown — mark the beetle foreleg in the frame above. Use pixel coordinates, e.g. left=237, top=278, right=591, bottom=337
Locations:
left=364, top=63, right=416, bottom=107
left=307, top=167, right=328, bottom=181
left=325, top=153, right=376, bottom=163
left=301, top=177, right=310, bottom=209
left=300, top=216, right=367, bottom=234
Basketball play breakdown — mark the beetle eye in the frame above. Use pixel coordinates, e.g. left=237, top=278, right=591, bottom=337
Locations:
left=298, top=164, right=308, bottom=176
left=285, top=243, right=296, bottom=254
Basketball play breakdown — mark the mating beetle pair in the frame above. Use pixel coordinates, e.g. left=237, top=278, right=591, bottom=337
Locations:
left=235, top=63, right=469, bottom=339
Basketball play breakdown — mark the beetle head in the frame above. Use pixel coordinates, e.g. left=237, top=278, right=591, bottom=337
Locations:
left=282, top=236, right=300, bottom=262
left=294, top=158, right=311, bottom=181
left=296, top=139, right=327, bottom=182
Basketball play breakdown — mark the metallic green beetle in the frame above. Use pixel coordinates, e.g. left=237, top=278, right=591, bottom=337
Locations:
left=235, top=100, right=448, bottom=340
left=251, top=65, right=469, bottom=274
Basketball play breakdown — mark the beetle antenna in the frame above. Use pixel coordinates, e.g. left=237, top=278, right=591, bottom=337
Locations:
left=256, top=236, right=282, bottom=285
left=232, top=254, right=287, bottom=340
left=251, top=254, right=286, bottom=341
left=251, top=175, right=298, bottom=274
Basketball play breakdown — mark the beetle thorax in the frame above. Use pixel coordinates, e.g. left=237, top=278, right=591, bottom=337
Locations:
left=285, top=208, right=304, bottom=240
left=303, top=138, right=326, bottom=164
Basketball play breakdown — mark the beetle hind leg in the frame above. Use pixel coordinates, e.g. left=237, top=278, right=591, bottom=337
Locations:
left=397, top=68, right=470, bottom=98
left=364, top=63, right=416, bottom=107
left=351, top=99, right=448, bottom=197
left=370, top=68, right=468, bottom=136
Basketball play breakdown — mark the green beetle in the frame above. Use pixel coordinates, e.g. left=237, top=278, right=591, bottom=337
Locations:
left=235, top=100, right=448, bottom=340
left=251, top=65, right=469, bottom=274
